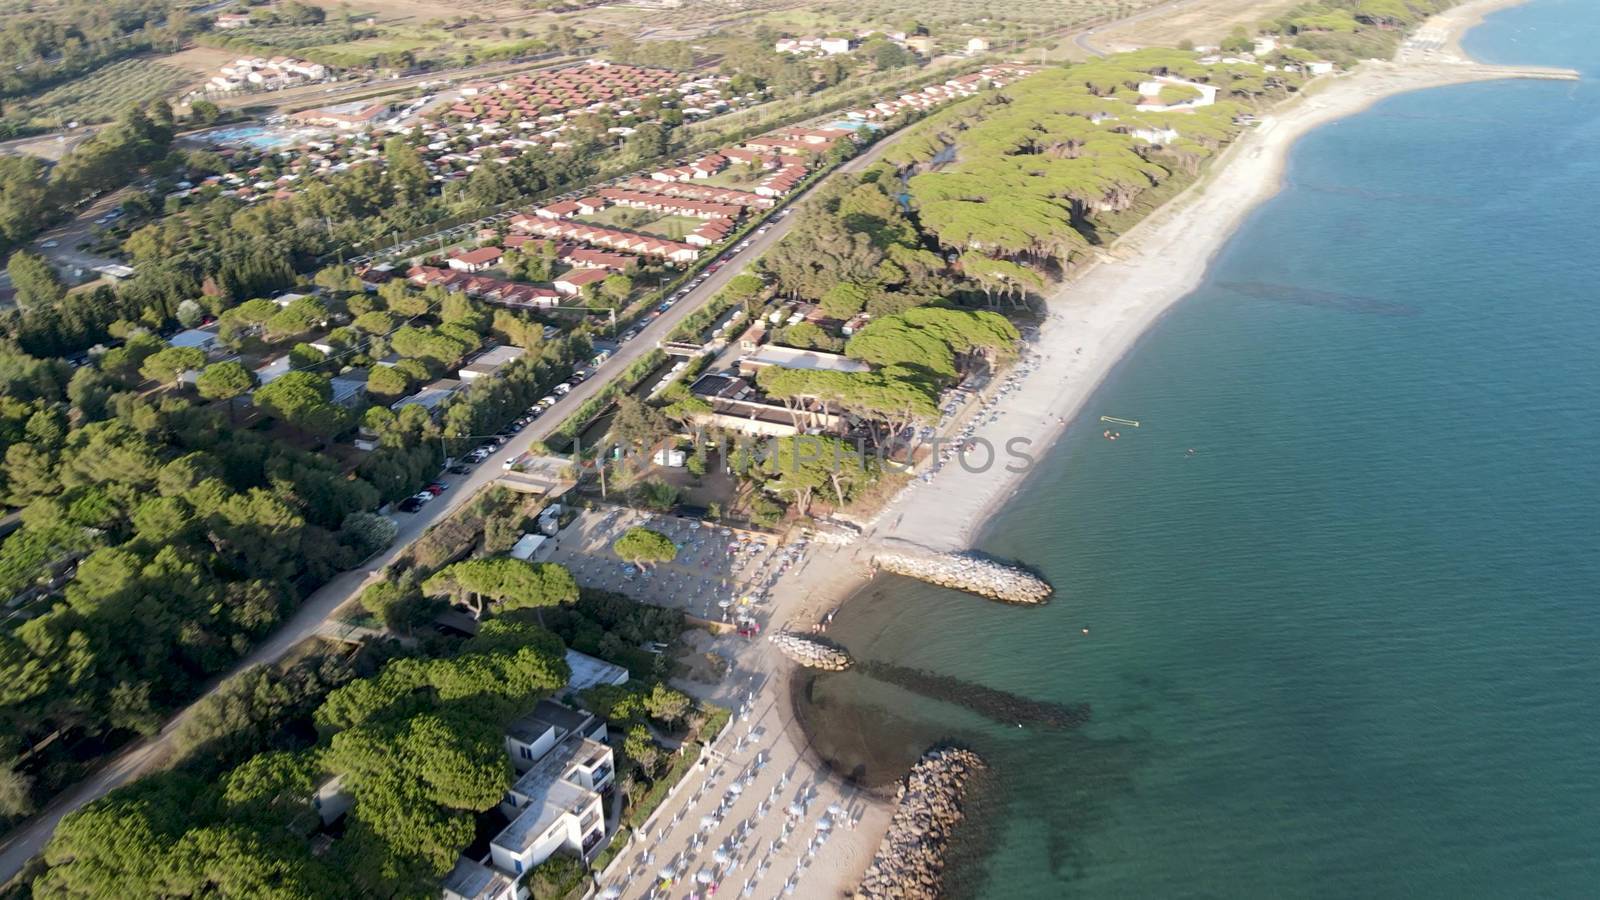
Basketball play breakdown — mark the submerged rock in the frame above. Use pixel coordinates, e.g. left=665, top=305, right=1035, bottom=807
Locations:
left=874, top=552, right=1052, bottom=604
left=856, top=746, right=986, bottom=900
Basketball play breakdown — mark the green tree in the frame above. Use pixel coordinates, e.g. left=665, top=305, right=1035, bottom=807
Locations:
left=613, top=527, right=676, bottom=569
left=253, top=371, right=351, bottom=439
left=600, top=273, right=633, bottom=307
left=139, top=346, right=206, bottom=388
left=7, top=250, right=65, bottom=310
left=611, top=395, right=672, bottom=451
left=365, top=365, right=412, bottom=403
left=422, top=558, right=578, bottom=618
left=643, top=683, right=691, bottom=727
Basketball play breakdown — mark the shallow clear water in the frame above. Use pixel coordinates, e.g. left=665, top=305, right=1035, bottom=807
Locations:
left=801, top=3, right=1600, bottom=897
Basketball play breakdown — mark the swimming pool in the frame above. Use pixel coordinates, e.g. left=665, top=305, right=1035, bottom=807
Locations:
left=821, top=119, right=879, bottom=133
left=186, top=124, right=331, bottom=150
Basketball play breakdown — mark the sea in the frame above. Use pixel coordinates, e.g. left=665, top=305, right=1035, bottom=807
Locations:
left=794, top=2, right=1600, bottom=897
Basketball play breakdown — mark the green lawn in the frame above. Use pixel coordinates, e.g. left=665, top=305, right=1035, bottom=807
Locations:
left=693, top=167, right=766, bottom=190
left=573, top=208, right=702, bottom=240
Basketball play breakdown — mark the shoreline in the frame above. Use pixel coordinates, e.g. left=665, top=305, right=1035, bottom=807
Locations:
left=755, top=0, right=1563, bottom=896
left=872, top=0, right=1564, bottom=554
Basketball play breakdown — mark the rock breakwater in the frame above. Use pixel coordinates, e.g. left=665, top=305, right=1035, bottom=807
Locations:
left=855, top=746, right=986, bottom=900
left=769, top=631, right=854, bottom=670
left=873, top=552, right=1052, bottom=603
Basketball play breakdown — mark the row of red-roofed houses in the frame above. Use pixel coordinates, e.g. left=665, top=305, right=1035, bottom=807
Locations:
left=595, top=187, right=743, bottom=220
left=408, top=265, right=562, bottom=309
left=616, top=177, right=773, bottom=209
left=649, top=153, right=729, bottom=182
left=686, top=219, right=735, bottom=248
left=508, top=216, right=701, bottom=265
left=487, top=235, right=640, bottom=273
left=756, top=163, right=808, bottom=198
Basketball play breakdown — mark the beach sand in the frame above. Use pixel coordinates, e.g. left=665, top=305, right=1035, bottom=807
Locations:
left=611, top=2, right=1562, bottom=897
left=873, top=0, right=1562, bottom=555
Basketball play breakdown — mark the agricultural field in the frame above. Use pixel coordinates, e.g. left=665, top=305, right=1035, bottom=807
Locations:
left=1088, top=0, right=1304, bottom=50
left=206, top=23, right=376, bottom=51
left=296, top=0, right=533, bottom=25
left=299, top=26, right=555, bottom=68
left=10, top=58, right=190, bottom=127
left=748, top=0, right=1164, bottom=47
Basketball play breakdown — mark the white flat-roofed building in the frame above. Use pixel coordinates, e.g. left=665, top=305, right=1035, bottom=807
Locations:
left=458, top=345, right=526, bottom=381
left=504, top=699, right=607, bottom=770
left=328, top=368, right=370, bottom=408
left=442, top=858, right=517, bottom=900
left=490, top=732, right=614, bottom=878
left=564, top=648, right=629, bottom=693
left=167, top=325, right=221, bottom=354
left=737, top=345, right=872, bottom=376
left=390, top=378, right=462, bottom=412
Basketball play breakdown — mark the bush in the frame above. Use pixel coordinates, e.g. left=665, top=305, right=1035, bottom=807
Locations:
left=340, top=511, right=398, bottom=560
left=526, top=854, right=586, bottom=900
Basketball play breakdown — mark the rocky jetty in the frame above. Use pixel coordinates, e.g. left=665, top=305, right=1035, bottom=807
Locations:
left=769, top=631, right=853, bottom=670
left=856, top=747, right=986, bottom=900
left=873, top=552, right=1052, bottom=604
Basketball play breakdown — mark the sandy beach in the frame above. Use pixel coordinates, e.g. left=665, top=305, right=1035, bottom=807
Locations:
left=875, top=0, right=1564, bottom=555
left=618, top=2, right=1567, bottom=897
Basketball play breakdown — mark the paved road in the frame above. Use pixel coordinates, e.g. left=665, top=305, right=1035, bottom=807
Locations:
left=28, top=191, right=130, bottom=283
left=0, top=124, right=903, bottom=889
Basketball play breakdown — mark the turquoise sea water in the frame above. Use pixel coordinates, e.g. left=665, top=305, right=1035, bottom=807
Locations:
left=799, top=3, right=1600, bottom=897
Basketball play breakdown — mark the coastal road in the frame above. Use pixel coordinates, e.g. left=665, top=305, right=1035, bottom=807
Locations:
left=0, top=123, right=908, bottom=889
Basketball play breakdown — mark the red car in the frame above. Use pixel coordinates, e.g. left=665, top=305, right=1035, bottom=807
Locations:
left=423, top=482, right=448, bottom=496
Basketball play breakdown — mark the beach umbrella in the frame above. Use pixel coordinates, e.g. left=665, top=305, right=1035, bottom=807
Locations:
left=599, top=887, right=623, bottom=899
left=713, top=848, right=732, bottom=865
left=696, top=869, right=715, bottom=884
left=727, top=782, right=743, bottom=796
left=826, top=804, right=844, bottom=816
left=786, top=802, right=804, bottom=817
left=815, top=817, right=832, bottom=831
left=700, top=815, right=717, bottom=830
left=659, top=865, right=676, bottom=881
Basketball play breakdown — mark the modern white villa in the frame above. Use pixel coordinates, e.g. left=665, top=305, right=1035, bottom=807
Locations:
left=441, top=700, right=617, bottom=900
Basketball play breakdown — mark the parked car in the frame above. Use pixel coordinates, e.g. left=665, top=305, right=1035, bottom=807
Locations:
left=447, top=464, right=471, bottom=475
left=398, top=496, right=426, bottom=513
left=423, top=482, right=447, bottom=496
